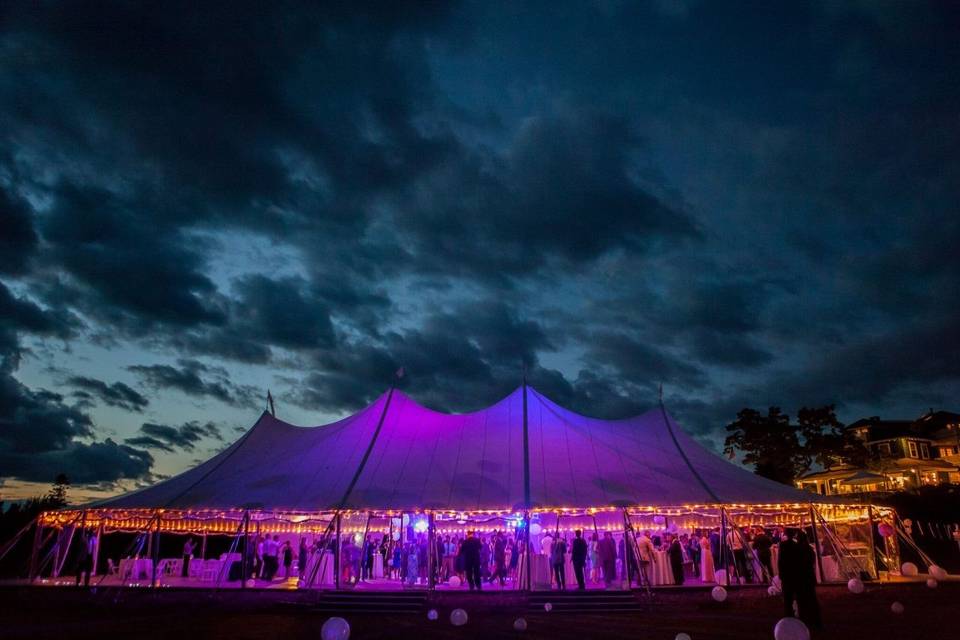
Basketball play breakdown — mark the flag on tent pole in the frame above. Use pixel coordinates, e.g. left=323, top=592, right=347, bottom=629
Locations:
left=267, top=390, right=275, bottom=417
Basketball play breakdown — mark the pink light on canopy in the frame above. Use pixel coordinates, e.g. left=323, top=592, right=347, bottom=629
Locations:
left=90, top=386, right=827, bottom=512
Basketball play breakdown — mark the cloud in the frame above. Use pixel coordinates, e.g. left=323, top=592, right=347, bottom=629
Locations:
left=0, top=187, right=38, bottom=276
left=125, top=420, right=222, bottom=452
left=67, top=376, right=149, bottom=412
left=128, top=359, right=259, bottom=409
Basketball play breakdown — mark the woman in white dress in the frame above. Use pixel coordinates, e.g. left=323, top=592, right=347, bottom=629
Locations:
left=699, top=532, right=715, bottom=582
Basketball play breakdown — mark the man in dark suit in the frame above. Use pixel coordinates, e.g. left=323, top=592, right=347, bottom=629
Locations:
left=668, top=535, right=685, bottom=585
left=778, top=528, right=800, bottom=618
left=461, top=530, right=483, bottom=591
left=571, top=529, right=588, bottom=590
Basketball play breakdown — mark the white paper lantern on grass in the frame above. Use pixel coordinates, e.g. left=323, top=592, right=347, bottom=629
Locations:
left=773, top=617, right=810, bottom=640
left=321, top=617, right=350, bottom=640
left=767, top=586, right=779, bottom=596
left=427, top=609, right=438, bottom=621
left=900, top=562, right=918, bottom=577
left=891, top=601, right=904, bottom=614
left=929, top=565, right=947, bottom=580
left=513, top=618, right=528, bottom=631
left=543, top=602, right=553, bottom=612
left=675, top=634, right=692, bottom=640
left=448, top=575, right=461, bottom=588
left=711, top=586, right=727, bottom=602
left=847, top=578, right=864, bottom=594
left=450, top=608, right=468, bottom=626
left=926, top=578, right=938, bottom=589
left=245, top=579, right=255, bottom=588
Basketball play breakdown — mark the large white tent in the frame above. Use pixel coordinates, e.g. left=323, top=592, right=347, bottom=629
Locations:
left=90, top=385, right=825, bottom=511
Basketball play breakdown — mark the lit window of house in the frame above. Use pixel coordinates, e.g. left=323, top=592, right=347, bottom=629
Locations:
left=920, top=443, right=930, bottom=459
left=908, top=441, right=918, bottom=458
left=940, top=446, right=958, bottom=456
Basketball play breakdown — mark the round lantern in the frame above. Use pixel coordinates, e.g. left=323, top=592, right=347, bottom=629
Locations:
left=900, top=562, right=918, bottom=577
left=448, top=575, right=461, bottom=588
left=543, top=603, right=553, bottom=612
left=891, top=601, right=904, bottom=614
left=711, top=586, right=727, bottom=602
left=321, top=617, right=350, bottom=640
left=847, top=578, right=864, bottom=594
left=513, top=618, right=528, bottom=631
left=427, top=609, right=438, bottom=620
left=773, top=617, right=810, bottom=640
left=450, top=608, right=468, bottom=626
left=877, top=523, right=894, bottom=537
left=929, top=565, right=947, bottom=580
left=926, top=578, right=938, bottom=589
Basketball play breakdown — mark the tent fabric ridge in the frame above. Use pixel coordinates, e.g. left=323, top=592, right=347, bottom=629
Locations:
left=160, top=411, right=267, bottom=508
left=659, top=401, right=723, bottom=503
left=336, top=387, right=395, bottom=510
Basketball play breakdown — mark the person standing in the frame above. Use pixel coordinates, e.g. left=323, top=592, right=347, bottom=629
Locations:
left=298, top=538, right=309, bottom=582
left=551, top=536, right=567, bottom=590
left=668, top=535, right=685, bottom=585
left=571, top=529, right=588, bottom=590
left=406, top=543, right=419, bottom=587
left=76, top=529, right=95, bottom=588
left=491, top=532, right=508, bottom=586
left=778, top=528, right=800, bottom=617
left=753, top=528, right=774, bottom=583
left=181, top=537, right=195, bottom=579
left=795, top=531, right=822, bottom=630
left=635, top=530, right=655, bottom=584
left=281, top=541, right=293, bottom=580
left=589, top=532, right=600, bottom=584
left=597, top=531, right=618, bottom=588
left=461, top=530, right=483, bottom=591
left=361, top=534, right=374, bottom=581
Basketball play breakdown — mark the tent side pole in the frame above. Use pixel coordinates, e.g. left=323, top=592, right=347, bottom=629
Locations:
left=92, top=521, right=104, bottom=578
left=201, top=532, right=207, bottom=561
left=719, top=506, right=728, bottom=585
left=334, top=512, right=342, bottom=590
left=151, top=513, right=161, bottom=588
left=240, top=511, right=250, bottom=588
left=808, top=505, right=825, bottom=583
left=867, top=505, right=881, bottom=581
left=28, top=518, right=43, bottom=582
left=621, top=509, right=633, bottom=588
left=427, top=511, right=436, bottom=590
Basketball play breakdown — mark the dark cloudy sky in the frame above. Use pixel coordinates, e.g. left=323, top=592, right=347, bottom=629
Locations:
left=2, top=1, right=958, bottom=502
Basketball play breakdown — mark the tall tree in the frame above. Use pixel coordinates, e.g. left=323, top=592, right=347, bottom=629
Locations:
left=44, top=474, right=70, bottom=508
left=723, top=407, right=806, bottom=485
left=797, top=405, right=868, bottom=469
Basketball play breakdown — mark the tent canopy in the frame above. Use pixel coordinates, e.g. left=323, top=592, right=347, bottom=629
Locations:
left=94, top=386, right=826, bottom=512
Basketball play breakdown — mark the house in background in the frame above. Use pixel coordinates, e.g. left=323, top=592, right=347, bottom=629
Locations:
left=796, top=410, right=960, bottom=496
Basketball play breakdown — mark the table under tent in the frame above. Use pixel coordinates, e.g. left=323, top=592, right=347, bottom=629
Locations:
left=32, top=384, right=902, bottom=590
